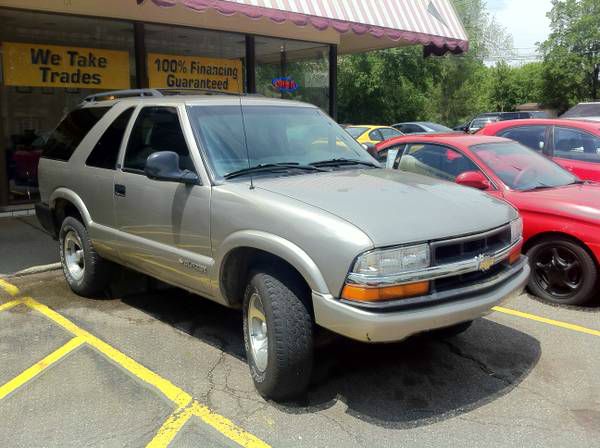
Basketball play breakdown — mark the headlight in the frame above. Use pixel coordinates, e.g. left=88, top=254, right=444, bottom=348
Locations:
left=510, top=217, right=523, bottom=244
left=353, top=244, right=431, bottom=277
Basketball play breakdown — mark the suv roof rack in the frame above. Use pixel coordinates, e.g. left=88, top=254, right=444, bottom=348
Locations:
left=83, top=88, right=248, bottom=103
left=83, top=89, right=163, bottom=102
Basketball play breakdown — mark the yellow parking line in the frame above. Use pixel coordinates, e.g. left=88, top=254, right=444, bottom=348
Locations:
left=20, top=297, right=270, bottom=447
left=0, top=279, right=20, bottom=297
left=0, top=336, right=84, bottom=400
left=494, top=306, right=600, bottom=337
left=147, top=404, right=196, bottom=448
left=0, top=299, right=21, bottom=313
left=148, top=401, right=270, bottom=448
left=189, top=401, right=270, bottom=448
left=21, top=297, right=192, bottom=408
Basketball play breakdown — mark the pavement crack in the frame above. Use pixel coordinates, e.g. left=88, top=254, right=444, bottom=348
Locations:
left=440, top=340, right=513, bottom=386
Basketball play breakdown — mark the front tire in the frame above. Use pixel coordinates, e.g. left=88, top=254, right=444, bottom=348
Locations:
left=243, top=266, right=314, bottom=401
left=59, top=216, right=112, bottom=297
left=527, top=237, right=598, bottom=305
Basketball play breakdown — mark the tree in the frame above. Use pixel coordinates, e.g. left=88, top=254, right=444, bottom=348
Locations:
left=540, top=0, right=600, bottom=109
left=337, top=0, right=515, bottom=126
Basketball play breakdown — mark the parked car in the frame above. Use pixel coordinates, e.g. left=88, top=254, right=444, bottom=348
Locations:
left=457, top=111, right=549, bottom=133
left=344, top=125, right=403, bottom=144
left=392, top=121, right=452, bottom=134
left=478, top=118, right=600, bottom=182
left=376, top=133, right=600, bottom=305
left=468, top=117, right=498, bottom=133
left=36, top=89, right=528, bottom=400
left=560, top=102, right=600, bottom=121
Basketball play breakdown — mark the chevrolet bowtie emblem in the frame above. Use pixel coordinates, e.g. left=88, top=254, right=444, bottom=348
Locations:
left=478, top=254, right=495, bottom=272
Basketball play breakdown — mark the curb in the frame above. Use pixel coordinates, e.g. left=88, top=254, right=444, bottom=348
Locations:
left=13, top=263, right=62, bottom=277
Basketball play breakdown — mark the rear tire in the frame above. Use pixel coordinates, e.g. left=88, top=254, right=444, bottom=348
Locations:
left=59, top=216, right=112, bottom=297
left=527, top=237, right=597, bottom=306
left=243, top=266, right=313, bottom=401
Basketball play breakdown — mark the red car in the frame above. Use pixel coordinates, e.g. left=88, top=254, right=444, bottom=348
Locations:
left=376, top=134, right=600, bottom=305
left=477, top=118, right=600, bottom=182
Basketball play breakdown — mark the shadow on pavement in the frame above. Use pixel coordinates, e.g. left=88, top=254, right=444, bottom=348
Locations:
left=122, top=285, right=541, bottom=430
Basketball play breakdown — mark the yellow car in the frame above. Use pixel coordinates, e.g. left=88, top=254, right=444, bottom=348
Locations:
left=344, top=125, right=404, bottom=145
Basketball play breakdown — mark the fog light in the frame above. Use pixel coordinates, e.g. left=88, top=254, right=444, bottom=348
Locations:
left=341, top=281, right=430, bottom=302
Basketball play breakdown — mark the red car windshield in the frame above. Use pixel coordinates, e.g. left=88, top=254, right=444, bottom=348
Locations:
left=471, top=142, right=578, bottom=191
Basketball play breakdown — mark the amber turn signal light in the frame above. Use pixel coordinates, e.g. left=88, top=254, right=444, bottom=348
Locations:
left=341, top=281, right=430, bottom=302
left=508, top=242, right=523, bottom=264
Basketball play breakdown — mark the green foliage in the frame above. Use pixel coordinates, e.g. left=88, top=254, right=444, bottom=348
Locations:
left=540, top=0, right=600, bottom=110
left=337, top=0, right=517, bottom=126
left=336, top=0, right=598, bottom=124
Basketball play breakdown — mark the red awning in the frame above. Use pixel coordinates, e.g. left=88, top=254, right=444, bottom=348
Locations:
left=140, top=0, right=468, bottom=54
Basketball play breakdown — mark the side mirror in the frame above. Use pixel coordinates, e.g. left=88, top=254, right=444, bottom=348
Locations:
left=455, top=171, right=490, bottom=190
left=362, top=142, right=378, bottom=158
left=144, top=151, right=199, bottom=185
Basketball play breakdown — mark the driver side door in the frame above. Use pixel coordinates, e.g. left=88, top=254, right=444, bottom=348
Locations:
left=113, top=105, right=213, bottom=294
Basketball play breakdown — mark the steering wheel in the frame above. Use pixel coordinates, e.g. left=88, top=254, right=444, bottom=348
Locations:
left=513, top=167, right=536, bottom=188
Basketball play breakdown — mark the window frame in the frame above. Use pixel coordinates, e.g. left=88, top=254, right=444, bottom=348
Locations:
left=397, top=141, right=498, bottom=189
left=497, top=124, right=551, bottom=155
left=41, top=106, right=112, bottom=162
left=119, top=104, right=200, bottom=178
left=549, top=125, right=600, bottom=162
left=368, top=129, right=384, bottom=142
left=85, top=106, right=136, bottom=170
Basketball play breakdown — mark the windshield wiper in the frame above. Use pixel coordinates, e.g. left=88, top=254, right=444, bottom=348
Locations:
left=224, top=163, right=325, bottom=180
left=310, top=158, right=379, bottom=168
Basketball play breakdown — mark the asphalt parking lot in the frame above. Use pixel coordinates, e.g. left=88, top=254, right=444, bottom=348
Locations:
left=1, top=270, right=599, bottom=448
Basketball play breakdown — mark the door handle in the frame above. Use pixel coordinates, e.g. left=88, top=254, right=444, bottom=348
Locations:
left=114, top=184, right=126, bottom=197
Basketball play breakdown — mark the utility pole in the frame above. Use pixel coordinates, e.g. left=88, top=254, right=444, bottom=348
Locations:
left=593, top=63, right=599, bottom=100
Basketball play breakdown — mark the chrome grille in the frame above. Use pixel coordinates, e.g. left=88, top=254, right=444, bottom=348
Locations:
left=431, top=225, right=512, bottom=266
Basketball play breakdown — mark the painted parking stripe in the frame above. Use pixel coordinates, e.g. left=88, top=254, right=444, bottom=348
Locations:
left=148, top=404, right=197, bottom=448
left=0, top=279, right=20, bottom=297
left=0, top=277, right=271, bottom=448
left=494, top=306, right=600, bottom=337
left=22, top=297, right=194, bottom=408
left=0, top=300, right=21, bottom=313
left=0, top=336, right=84, bottom=400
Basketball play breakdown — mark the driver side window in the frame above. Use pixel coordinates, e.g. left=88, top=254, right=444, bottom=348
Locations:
left=398, top=144, right=480, bottom=181
left=124, top=107, right=196, bottom=174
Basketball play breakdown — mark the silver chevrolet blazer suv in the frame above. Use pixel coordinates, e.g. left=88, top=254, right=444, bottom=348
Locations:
left=36, top=89, right=529, bottom=400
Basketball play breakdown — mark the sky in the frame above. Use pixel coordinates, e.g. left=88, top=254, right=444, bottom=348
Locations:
left=486, top=0, right=552, bottom=62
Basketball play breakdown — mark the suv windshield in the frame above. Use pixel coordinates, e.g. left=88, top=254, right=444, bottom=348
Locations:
left=471, top=142, right=578, bottom=191
left=188, top=105, right=374, bottom=180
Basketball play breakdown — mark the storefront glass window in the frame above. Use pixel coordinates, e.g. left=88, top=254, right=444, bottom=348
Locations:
left=0, top=9, right=135, bottom=205
left=255, top=37, right=329, bottom=112
left=144, top=24, right=245, bottom=94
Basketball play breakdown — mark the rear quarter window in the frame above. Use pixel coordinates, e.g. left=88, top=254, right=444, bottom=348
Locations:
left=42, top=106, right=110, bottom=161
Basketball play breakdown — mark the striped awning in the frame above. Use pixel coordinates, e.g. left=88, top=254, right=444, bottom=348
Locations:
left=141, top=0, right=469, bottom=54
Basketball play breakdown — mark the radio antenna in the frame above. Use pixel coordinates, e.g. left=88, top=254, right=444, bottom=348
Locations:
left=238, top=95, right=254, bottom=190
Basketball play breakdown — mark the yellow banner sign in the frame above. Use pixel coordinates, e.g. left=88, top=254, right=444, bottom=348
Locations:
left=148, top=53, right=243, bottom=93
left=2, top=42, right=130, bottom=89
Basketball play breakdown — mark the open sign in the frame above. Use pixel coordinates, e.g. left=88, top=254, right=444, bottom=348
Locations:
left=272, top=77, right=299, bottom=93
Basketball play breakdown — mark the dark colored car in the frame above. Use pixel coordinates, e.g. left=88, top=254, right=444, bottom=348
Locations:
left=457, top=111, right=550, bottom=133
left=392, top=121, right=453, bottom=134
left=560, top=102, right=600, bottom=121
left=478, top=118, right=600, bottom=182
left=376, top=133, right=600, bottom=306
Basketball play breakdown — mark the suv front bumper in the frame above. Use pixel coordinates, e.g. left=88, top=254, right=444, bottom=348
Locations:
left=312, top=258, right=530, bottom=343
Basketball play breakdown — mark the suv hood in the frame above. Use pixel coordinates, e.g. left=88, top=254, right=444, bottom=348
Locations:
left=255, top=169, right=517, bottom=247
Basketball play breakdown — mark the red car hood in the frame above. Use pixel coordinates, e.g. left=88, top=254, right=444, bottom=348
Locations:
left=508, top=182, right=600, bottom=224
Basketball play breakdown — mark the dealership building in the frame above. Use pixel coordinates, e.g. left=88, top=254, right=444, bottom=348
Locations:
left=0, top=0, right=467, bottom=210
